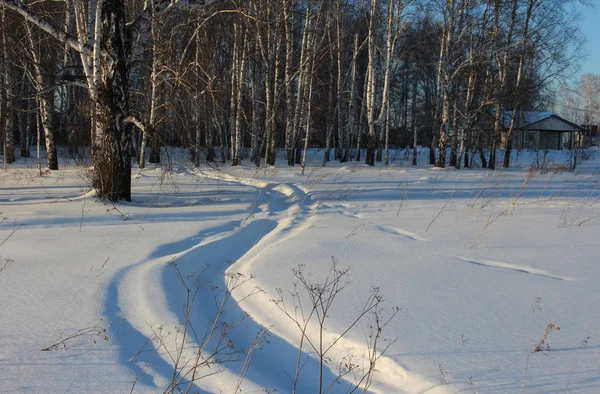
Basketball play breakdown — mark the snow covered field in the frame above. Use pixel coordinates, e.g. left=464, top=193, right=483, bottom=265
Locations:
left=1, top=149, right=599, bottom=393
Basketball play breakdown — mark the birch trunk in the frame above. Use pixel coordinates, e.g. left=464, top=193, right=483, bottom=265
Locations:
left=364, top=0, right=377, bottom=166
left=449, top=95, right=458, bottom=167
left=268, top=23, right=281, bottom=166
left=335, top=0, right=345, bottom=162
left=347, top=31, right=359, bottom=162
left=376, top=0, right=396, bottom=163
left=384, top=98, right=390, bottom=165
left=357, top=74, right=368, bottom=162
left=232, top=27, right=248, bottom=166
left=300, top=2, right=322, bottom=172
left=252, top=1, right=264, bottom=165
left=138, top=0, right=158, bottom=169
left=489, top=0, right=518, bottom=169
left=193, top=17, right=202, bottom=167
left=229, top=23, right=239, bottom=164
left=20, top=87, right=32, bottom=158
left=92, top=0, right=133, bottom=201
left=323, top=28, right=335, bottom=166
left=458, top=13, right=477, bottom=169
left=284, top=0, right=295, bottom=165
left=300, top=27, right=317, bottom=175
left=251, top=50, right=263, bottom=165
left=435, top=0, right=456, bottom=168
left=503, top=0, right=534, bottom=168
left=411, top=73, right=418, bottom=165
left=291, top=2, right=311, bottom=166
left=24, top=22, right=57, bottom=170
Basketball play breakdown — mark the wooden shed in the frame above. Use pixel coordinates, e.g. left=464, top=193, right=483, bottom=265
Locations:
left=502, top=111, right=584, bottom=150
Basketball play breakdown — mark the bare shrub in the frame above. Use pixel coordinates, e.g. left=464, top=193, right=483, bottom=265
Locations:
left=131, top=262, right=268, bottom=394
left=533, top=323, right=561, bottom=353
left=41, top=319, right=110, bottom=351
left=272, top=258, right=399, bottom=394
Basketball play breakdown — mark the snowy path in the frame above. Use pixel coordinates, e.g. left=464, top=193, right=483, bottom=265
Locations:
left=105, top=173, right=450, bottom=393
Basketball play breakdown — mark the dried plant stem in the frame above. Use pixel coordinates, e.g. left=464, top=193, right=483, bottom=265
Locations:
left=508, top=169, right=535, bottom=215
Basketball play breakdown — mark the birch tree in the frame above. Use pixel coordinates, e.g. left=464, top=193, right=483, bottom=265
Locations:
left=0, top=0, right=219, bottom=201
left=434, top=0, right=457, bottom=168
left=364, top=0, right=377, bottom=166
left=24, top=20, right=58, bottom=170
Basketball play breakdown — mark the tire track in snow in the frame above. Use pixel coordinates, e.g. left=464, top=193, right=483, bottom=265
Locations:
left=104, top=179, right=342, bottom=393
left=377, top=224, right=428, bottom=242
left=104, top=220, right=263, bottom=392
left=454, top=255, right=575, bottom=281
left=218, top=177, right=452, bottom=394
left=105, top=171, right=450, bottom=393
left=334, top=206, right=428, bottom=242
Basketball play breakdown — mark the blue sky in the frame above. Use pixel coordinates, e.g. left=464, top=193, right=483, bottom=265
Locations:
left=576, top=3, right=600, bottom=76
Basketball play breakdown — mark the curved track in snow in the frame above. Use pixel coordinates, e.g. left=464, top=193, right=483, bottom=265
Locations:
left=105, top=173, right=451, bottom=394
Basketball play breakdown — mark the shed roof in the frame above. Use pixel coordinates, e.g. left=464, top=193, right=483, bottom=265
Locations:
left=502, top=111, right=584, bottom=132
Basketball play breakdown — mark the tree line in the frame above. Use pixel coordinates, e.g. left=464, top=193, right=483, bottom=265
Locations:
left=0, top=0, right=584, bottom=201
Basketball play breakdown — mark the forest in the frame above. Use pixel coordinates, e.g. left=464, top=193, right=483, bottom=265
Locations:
left=0, top=0, right=586, bottom=200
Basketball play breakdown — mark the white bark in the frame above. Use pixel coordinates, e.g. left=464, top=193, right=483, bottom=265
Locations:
left=435, top=0, right=457, bottom=168
left=348, top=31, right=359, bottom=160
left=335, top=0, right=344, bottom=161
left=24, top=21, right=57, bottom=170
left=139, top=0, right=158, bottom=169
left=291, top=1, right=312, bottom=165
left=284, top=0, right=295, bottom=165
left=365, top=0, right=377, bottom=165
left=232, top=26, right=248, bottom=166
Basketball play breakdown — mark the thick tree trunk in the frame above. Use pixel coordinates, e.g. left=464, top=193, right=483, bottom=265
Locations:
left=92, top=0, right=133, bottom=201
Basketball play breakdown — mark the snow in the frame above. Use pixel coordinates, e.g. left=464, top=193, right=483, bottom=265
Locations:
left=1, top=148, right=599, bottom=393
